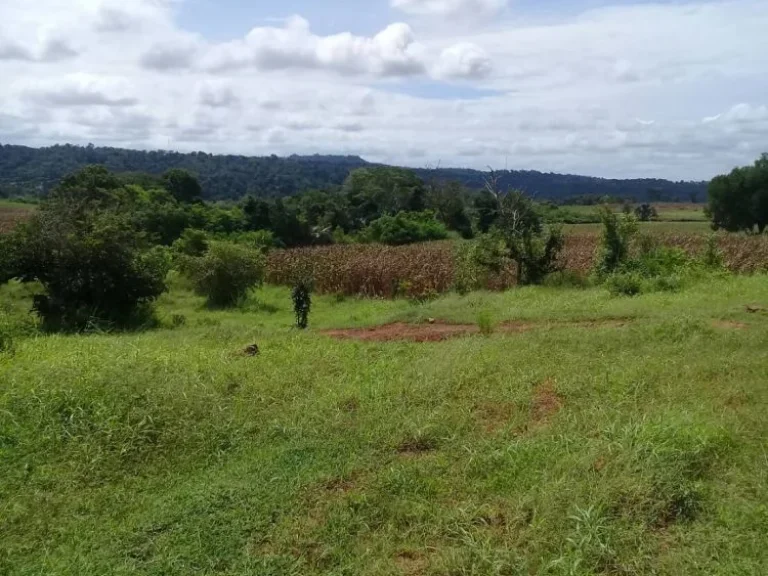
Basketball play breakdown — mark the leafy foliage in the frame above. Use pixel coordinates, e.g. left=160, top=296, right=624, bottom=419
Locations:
left=486, top=187, right=565, bottom=285
left=162, top=169, right=203, bottom=203
left=2, top=169, right=170, bottom=330
left=181, top=242, right=265, bottom=307
left=596, top=206, right=638, bottom=275
left=708, top=153, right=768, bottom=233
left=361, top=211, right=449, bottom=245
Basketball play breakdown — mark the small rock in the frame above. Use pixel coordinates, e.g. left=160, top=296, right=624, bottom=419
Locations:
left=427, top=318, right=436, bottom=324
left=243, top=344, right=260, bottom=356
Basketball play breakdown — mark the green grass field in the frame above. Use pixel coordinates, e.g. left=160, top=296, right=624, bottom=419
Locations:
left=2, top=274, right=768, bottom=575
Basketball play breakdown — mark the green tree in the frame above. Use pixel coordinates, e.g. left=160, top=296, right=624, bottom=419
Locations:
left=426, top=180, right=473, bottom=238
left=707, top=154, right=768, bottom=233
left=162, top=169, right=203, bottom=203
left=3, top=171, right=169, bottom=331
left=343, top=167, right=427, bottom=227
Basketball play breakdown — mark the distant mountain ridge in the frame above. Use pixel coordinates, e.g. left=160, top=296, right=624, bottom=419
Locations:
left=0, top=143, right=708, bottom=202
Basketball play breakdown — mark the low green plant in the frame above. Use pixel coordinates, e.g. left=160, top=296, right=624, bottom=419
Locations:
left=476, top=311, right=495, bottom=336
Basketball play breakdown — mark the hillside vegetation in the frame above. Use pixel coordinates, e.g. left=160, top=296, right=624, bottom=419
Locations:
left=0, top=143, right=707, bottom=202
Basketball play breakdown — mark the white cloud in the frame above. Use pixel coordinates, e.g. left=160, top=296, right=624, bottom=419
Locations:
left=0, top=0, right=767, bottom=180
left=434, top=42, right=492, bottom=79
left=200, top=17, right=427, bottom=77
left=392, top=0, right=507, bottom=19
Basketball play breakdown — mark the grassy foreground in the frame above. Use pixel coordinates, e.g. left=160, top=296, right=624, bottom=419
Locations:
left=2, top=276, right=768, bottom=575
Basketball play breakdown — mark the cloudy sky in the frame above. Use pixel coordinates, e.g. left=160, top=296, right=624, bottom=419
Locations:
left=1, top=0, right=766, bottom=180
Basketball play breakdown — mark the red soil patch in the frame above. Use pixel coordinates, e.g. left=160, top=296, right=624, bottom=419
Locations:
left=322, top=319, right=630, bottom=343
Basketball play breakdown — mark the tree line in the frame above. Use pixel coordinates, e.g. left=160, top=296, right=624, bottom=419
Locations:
left=0, top=143, right=707, bottom=202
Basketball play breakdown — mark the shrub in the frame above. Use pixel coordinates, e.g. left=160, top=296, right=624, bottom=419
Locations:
left=453, top=235, right=507, bottom=294
left=635, top=203, right=659, bottom=222
left=596, top=206, right=638, bottom=276
left=490, top=190, right=565, bottom=285
left=5, top=214, right=170, bottom=331
left=605, top=272, right=644, bottom=296
left=183, top=242, right=265, bottom=307
left=361, top=211, right=448, bottom=245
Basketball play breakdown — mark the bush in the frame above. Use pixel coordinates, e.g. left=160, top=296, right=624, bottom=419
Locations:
left=183, top=242, right=265, bottom=307
left=605, top=272, right=645, bottom=296
left=596, top=207, right=637, bottom=276
left=453, top=235, right=506, bottom=294
left=5, top=214, right=170, bottom=331
left=361, top=211, right=448, bottom=245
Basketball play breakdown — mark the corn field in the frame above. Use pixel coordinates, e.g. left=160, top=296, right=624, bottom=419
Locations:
left=267, top=233, right=768, bottom=298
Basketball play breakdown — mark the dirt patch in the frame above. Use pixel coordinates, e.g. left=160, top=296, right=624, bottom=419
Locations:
left=474, top=402, right=516, bottom=434
left=320, top=477, right=357, bottom=494
left=397, top=435, right=439, bottom=455
left=322, top=318, right=630, bottom=343
left=530, top=379, right=563, bottom=424
left=711, top=320, right=748, bottom=330
left=395, top=551, right=429, bottom=575
left=324, top=322, right=477, bottom=342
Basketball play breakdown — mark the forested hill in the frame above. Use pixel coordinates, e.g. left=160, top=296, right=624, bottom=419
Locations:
left=0, top=143, right=707, bottom=202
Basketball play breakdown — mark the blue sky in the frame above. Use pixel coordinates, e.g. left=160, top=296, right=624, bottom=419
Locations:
left=1, top=0, right=767, bottom=179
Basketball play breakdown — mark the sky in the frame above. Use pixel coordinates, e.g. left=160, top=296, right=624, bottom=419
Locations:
left=1, top=0, right=767, bottom=180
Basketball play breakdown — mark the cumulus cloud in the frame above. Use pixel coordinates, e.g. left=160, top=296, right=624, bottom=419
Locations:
left=391, top=0, right=507, bottom=19
left=201, top=17, right=426, bottom=77
left=434, top=43, right=492, bottom=79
